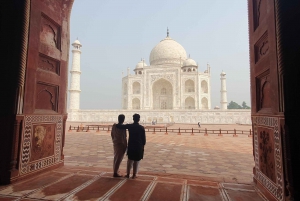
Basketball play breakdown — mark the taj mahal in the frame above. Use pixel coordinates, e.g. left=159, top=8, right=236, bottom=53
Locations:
left=67, top=30, right=250, bottom=124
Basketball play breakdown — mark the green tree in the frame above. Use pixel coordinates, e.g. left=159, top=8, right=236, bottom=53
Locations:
left=241, top=101, right=251, bottom=109
left=227, top=101, right=242, bottom=109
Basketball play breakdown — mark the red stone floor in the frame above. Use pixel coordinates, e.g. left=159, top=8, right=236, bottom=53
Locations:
left=0, top=166, right=267, bottom=201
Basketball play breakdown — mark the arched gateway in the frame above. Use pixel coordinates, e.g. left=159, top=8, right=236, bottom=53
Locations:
left=152, top=79, right=173, bottom=109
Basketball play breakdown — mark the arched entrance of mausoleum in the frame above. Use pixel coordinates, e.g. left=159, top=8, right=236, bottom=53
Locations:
left=1, top=1, right=300, bottom=200
left=152, top=78, right=173, bottom=110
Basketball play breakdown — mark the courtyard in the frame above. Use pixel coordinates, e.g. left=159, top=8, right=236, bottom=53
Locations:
left=64, top=123, right=254, bottom=184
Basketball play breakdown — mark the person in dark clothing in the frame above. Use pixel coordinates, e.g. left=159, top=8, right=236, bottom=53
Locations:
left=116, top=113, right=146, bottom=179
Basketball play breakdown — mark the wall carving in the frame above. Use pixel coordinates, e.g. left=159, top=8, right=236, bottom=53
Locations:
left=38, top=54, right=60, bottom=74
left=20, top=115, right=62, bottom=176
left=30, top=124, right=55, bottom=162
left=255, top=32, right=269, bottom=63
left=36, top=82, right=58, bottom=112
left=253, top=116, right=284, bottom=201
left=256, top=70, right=271, bottom=110
left=40, top=13, right=61, bottom=49
left=254, top=0, right=267, bottom=30
left=258, top=127, right=275, bottom=182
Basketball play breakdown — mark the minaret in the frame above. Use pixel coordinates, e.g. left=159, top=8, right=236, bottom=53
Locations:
left=69, top=39, right=82, bottom=110
left=220, top=71, right=228, bottom=110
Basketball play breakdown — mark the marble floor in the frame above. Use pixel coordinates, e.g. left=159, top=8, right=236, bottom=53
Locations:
left=0, top=166, right=266, bottom=201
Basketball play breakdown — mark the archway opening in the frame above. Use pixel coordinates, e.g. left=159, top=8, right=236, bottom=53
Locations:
left=185, top=79, right=195, bottom=93
left=185, top=97, right=195, bottom=109
left=152, top=79, right=173, bottom=109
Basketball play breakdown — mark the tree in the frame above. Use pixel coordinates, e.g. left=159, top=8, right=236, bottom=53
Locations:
left=242, top=101, right=251, bottom=109
left=227, top=101, right=242, bottom=109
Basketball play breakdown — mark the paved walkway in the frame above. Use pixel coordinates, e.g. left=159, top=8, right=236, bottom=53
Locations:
left=0, top=166, right=266, bottom=201
left=64, top=124, right=254, bottom=184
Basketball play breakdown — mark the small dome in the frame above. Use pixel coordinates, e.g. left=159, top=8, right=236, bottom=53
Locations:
left=183, top=58, right=197, bottom=67
left=135, top=60, right=147, bottom=69
left=149, top=36, right=187, bottom=66
left=214, top=106, right=220, bottom=109
left=73, top=39, right=81, bottom=44
left=221, top=71, right=226, bottom=76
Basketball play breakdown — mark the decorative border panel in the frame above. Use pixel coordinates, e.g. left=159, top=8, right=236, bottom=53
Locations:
left=253, top=116, right=284, bottom=201
left=20, top=115, right=63, bottom=175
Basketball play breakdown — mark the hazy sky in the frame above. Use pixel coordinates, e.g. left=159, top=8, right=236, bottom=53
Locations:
left=69, top=0, right=250, bottom=109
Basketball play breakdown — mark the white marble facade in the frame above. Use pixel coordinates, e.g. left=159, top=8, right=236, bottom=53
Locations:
left=122, top=32, right=211, bottom=110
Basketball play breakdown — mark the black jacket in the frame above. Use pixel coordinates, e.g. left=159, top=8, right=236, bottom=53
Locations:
left=116, top=123, right=146, bottom=161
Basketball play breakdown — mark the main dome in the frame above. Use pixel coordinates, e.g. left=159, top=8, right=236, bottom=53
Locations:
left=149, top=36, right=187, bottom=66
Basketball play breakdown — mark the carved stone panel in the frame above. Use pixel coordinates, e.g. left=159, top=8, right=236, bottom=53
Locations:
left=253, top=0, right=268, bottom=30
left=19, top=115, right=62, bottom=176
left=38, top=54, right=60, bottom=74
left=257, top=127, right=276, bottom=182
left=30, top=123, right=55, bottom=162
left=256, top=70, right=271, bottom=111
left=36, top=82, right=58, bottom=112
left=40, top=13, right=61, bottom=49
left=253, top=116, right=284, bottom=201
left=255, top=32, right=269, bottom=63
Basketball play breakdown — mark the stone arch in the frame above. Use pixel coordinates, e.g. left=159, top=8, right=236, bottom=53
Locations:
left=185, top=79, right=195, bottom=93
left=201, top=97, right=208, bottom=109
left=132, top=98, right=140, bottom=109
left=132, top=82, right=140, bottom=94
left=201, top=80, right=208, bottom=93
left=152, top=78, right=173, bottom=109
left=185, top=97, right=195, bottom=109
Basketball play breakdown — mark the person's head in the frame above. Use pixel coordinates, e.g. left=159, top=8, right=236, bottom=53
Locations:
left=133, top=113, right=140, bottom=123
left=118, top=114, right=125, bottom=124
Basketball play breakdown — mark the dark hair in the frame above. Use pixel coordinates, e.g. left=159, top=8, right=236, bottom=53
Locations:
left=118, top=114, right=125, bottom=123
left=133, top=113, right=140, bottom=122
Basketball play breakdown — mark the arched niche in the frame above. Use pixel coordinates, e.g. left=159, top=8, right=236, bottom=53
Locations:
left=152, top=78, right=173, bottom=109
left=132, top=82, right=141, bottom=94
left=201, top=97, right=208, bottom=109
left=201, top=80, right=208, bottom=93
left=132, top=98, right=140, bottom=109
left=185, top=97, right=195, bottom=109
left=185, top=79, right=195, bottom=93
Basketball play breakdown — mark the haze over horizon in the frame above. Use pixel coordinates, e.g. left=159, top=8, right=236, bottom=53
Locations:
left=69, top=0, right=250, bottom=110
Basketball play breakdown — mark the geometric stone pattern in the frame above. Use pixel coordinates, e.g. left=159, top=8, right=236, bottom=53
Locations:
left=253, top=116, right=284, bottom=201
left=18, top=115, right=63, bottom=176
left=0, top=166, right=266, bottom=201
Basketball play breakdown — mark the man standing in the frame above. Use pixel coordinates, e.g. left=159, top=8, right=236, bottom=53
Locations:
left=111, top=114, right=127, bottom=177
left=117, top=114, right=146, bottom=179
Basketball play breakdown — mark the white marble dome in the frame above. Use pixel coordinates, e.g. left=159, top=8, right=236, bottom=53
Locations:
left=135, top=60, right=147, bottom=69
left=183, top=58, right=197, bottom=67
left=149, top=36, right=187, bottom=66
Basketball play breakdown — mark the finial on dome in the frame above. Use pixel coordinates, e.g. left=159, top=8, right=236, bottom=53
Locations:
left=167, top=27, right=169, bottom=37
left=189, top=54, right=190, bottom=58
